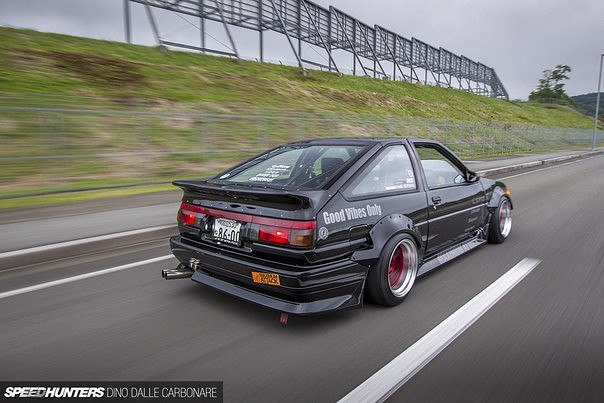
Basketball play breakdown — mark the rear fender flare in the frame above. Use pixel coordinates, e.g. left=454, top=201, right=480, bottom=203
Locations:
left=351, top=214, right=423, bottom=267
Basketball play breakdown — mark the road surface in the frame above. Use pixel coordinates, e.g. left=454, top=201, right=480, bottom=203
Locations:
left=0, top=154, right=603, bottom=402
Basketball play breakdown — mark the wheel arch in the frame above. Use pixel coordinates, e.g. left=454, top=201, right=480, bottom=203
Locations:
left=488, top=182, right=513, bottom=211
left=351, top=213, right=424, bottom=267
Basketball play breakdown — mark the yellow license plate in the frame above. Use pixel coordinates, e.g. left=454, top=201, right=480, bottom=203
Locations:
left=251, top=271, right=281, bottom=286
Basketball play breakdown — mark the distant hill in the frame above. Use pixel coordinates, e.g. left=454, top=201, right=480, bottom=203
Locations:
left=572, top=93, right=603, bottom=121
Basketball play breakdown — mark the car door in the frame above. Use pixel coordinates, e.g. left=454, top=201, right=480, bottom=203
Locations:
left=413, top=142, right=487, bottom=257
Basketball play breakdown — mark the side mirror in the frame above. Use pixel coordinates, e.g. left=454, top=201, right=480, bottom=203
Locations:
left=466, top=170, right=479, bottom=182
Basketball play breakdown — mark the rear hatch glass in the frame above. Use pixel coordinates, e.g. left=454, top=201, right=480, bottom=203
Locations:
left=211, top=144, right=368, bottom=190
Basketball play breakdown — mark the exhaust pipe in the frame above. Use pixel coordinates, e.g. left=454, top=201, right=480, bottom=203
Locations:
left=162, top=264, right=194, bottom=280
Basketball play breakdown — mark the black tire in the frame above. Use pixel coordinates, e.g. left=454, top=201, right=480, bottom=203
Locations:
left=366, top=233, right=418, bottom=306
left=488, top=197, right=512, bottom=244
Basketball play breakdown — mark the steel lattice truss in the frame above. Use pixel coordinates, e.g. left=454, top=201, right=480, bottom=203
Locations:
left=127, top=0, right=508, bottom=99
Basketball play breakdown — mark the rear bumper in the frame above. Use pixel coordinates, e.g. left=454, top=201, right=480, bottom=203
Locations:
left=169, top=235, right=368, bottom=315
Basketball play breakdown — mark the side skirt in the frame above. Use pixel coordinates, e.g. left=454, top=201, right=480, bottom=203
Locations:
left=417, top=230, right=487, bottom=277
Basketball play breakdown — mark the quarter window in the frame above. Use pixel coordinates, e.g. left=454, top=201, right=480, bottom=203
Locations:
left=350, top=145, right=416, bottom=197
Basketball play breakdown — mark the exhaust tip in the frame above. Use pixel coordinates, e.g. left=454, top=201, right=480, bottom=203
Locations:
left=162, top=265, right=194, bottom=280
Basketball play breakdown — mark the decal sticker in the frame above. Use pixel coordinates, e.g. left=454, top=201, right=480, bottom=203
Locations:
left=251, top=271, right=281, bottom=286
left=385, top=179, right=414, bottom=190
left=322, top=203, right=383, bottom=225
left=385, top=182, right=405, bottom=191
left=318, top=227, right=330, bottom=240
left=248, top=164, right=291, bottom=183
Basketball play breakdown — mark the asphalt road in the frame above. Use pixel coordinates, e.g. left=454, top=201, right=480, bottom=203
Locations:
left=0, top=155, right=602, bottom=402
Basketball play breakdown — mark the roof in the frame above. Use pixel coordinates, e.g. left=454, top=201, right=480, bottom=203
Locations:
left=284, top=137, right=433, bottom=147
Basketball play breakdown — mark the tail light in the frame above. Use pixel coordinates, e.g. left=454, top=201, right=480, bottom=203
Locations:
left=177, top=202, right=316, bottom=248
left=257, top=225, right=315, bottom=248
left=178, top=203, right=206, bottom=226
left=178, top=207, right=198, bottom=226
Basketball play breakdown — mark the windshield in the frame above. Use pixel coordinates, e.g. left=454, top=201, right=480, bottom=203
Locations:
left=213, top=144, right=368, bottom=190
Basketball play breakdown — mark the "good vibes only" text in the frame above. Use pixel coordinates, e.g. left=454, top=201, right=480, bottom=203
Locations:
left=322, top=204, right=382, bottom=225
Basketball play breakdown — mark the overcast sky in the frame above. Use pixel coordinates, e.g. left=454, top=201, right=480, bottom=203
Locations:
left=1, top=0, right=603, bottom=100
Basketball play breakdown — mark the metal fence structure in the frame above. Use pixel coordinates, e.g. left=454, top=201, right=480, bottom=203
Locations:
left=125, top=0, right=508, bottom=99
left=1, top=97, right=601, bottom=197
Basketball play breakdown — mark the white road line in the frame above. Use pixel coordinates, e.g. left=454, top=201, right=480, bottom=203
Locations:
left=338, top=257, right=541, bottom=403
left=500, top=156, right=599, bottom=180
left=0, top=225, right=175, bottom=259
left=0, top=255, right=174, bottom=300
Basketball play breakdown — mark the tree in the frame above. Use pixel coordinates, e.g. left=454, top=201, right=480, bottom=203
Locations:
left=529, top=64, right=572, bottom=102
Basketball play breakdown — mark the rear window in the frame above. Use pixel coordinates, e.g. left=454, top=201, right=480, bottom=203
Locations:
left=213, top=145, right=367, bottom=190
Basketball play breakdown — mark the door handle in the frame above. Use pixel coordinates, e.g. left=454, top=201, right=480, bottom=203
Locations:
left=431, top=196, right=442, bottom=205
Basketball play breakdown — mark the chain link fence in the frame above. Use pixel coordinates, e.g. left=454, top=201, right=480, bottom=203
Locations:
left=0, top=94, right=602, bottom=197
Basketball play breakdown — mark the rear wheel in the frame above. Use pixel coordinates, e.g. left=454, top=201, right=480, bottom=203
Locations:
left=366, top=234, right=418, bottom=306
left=488, top=197, right=512, bottom=243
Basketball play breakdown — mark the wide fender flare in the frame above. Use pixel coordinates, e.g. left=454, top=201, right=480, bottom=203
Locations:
left=351, top=214, right=423, bottom=267
left=488, top=185, right=513, bottom=211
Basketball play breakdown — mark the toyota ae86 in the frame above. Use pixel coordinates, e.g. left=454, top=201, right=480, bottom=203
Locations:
left=162, top=138, right=512, bottom=315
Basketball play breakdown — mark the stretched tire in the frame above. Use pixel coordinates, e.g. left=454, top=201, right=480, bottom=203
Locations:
left=488, top=197, right=512, bottom=244
left=366, top=234, right=418, bottom=306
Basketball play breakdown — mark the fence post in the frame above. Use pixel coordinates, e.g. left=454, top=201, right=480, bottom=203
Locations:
left=482, top=123, right=487, bottom=155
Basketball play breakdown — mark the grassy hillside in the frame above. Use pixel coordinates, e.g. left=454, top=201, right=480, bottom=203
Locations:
left=572, top=93, right=603, bottom=122
left=0, top=27, right=600, bottom=208
left=0, top=27, right=594, bottom=128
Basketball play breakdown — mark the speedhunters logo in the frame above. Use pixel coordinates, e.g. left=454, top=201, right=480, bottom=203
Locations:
left=4, top=386, right=105, bottom=398
left=4, top=387, right=104, bottom=398
left=1, top=382, right=222, bottom=401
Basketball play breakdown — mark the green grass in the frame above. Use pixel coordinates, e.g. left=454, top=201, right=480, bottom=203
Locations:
left=0, top=26, right=600, bottom=209
left=0, top=26, right=595, bottom=127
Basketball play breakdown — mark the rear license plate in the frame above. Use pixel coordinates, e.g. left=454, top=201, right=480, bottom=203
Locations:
left=212, top=218, right=242, bottom=245
left=251, top=271, right=281, bottom=286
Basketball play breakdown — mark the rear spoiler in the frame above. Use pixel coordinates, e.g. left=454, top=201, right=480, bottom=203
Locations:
left=173, top=180, right=313, bottom=211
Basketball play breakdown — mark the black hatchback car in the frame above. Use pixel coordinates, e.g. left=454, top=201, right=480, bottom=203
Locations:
left=163, top=138, right=512, bottom=316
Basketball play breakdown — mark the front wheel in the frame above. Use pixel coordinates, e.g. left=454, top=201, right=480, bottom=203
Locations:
left=488, top=197, right=512, bottom=243
left=366, top=234, right=418, bottom=306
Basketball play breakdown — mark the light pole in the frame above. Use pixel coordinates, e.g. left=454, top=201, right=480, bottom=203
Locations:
left=593, top=53, right=603, bottom=149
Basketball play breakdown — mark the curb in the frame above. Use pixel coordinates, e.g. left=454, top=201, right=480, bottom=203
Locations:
left=475, top=150, right=602, bottom=177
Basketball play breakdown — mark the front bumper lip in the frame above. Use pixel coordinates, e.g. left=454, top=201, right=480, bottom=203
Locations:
left=169, top=235, right=367, bottom=315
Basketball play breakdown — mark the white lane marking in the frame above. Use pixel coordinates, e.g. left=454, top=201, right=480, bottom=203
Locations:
left=500, top=155, right=600, bottom=180
left=0, top=255, right=174, bottom=300
left=0, top=225, right=175, bottom=259
left=338, top=257, right=541, bottom=403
